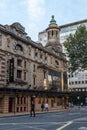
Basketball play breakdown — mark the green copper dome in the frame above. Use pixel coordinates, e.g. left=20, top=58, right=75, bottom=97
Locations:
left=50, top=15, right=56, bottom=24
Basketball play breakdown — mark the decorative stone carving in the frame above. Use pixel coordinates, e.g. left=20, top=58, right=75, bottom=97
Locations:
left=11, top=22, right=25, bottom=33
left=28, top=45, right=31, bottom=55
left=7, top=36, right=11, bottom=47
left=12, top=41, right=17, bottom=52
left=23, top=45, right=28, bottom=54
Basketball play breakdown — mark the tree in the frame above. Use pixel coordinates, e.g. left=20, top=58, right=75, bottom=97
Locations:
left=64, top=25, right=87, bottom=73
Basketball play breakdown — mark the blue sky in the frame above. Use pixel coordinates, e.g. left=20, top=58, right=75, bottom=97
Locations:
left=0, top=0, right=87, bottom=41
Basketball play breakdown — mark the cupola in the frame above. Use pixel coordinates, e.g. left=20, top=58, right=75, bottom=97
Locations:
left=45, top=15, right=62, bottom=52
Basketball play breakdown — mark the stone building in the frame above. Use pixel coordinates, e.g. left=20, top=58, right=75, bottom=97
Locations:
left=0, top=16, right=67, bottom=114
left=38, top=18, right=87, bottom=93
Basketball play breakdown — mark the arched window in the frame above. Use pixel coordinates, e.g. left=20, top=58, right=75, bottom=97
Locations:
left=55, top=60, right=59, bottom=66
left=52, top=30, right=53, bottom=36
left=16, top=44, right=23, bottom=51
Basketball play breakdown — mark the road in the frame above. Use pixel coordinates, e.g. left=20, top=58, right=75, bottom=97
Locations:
left=0, top=107, right=87, bottom=130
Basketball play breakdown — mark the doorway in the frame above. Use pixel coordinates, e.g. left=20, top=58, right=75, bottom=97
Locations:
left=9, top=98, right=14, bottom=112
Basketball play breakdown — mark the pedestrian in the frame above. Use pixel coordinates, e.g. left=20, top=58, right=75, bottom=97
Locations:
left=45, top=102, right=49, bottom=111
left=80, top=102, right=83, bottom=107
left=41, top=102, right=44, bottom=111
left=68, top=102, right=71, bottom=109
left=30, top=101, right=35, bottom=117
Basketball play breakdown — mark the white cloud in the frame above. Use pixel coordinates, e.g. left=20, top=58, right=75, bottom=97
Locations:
left=21, top=0, right=46, bottom=41
left=26, top=22, right=39, bottom=41
left=0, top=0, right=11, bottom=18
left=24, top=0, right=46, bottom=21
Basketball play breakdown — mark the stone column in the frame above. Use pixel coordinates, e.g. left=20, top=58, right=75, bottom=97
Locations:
left=3, top=95, right=9, bottom=113
left=27, top=96, right=31, bottom=112
left=61, top=71, right=64, bottom=91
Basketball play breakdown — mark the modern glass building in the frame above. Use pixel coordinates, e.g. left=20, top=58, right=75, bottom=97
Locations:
left=60, top=19, right=87, bottom=91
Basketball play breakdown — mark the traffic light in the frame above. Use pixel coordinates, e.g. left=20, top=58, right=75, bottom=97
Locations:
left=77, top=96, right=80, bottom=100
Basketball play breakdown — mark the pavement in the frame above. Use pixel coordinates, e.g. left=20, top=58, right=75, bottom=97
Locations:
left=0, top=109, right=66, bottom=118
left=1, top=105, right=85, bottom=118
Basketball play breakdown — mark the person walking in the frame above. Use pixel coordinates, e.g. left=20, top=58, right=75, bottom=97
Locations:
left=41, top=102, right=44, bottom=112
left=30, top=101, right=35, bottom=117
left=45, top=102, right=49, bottom=111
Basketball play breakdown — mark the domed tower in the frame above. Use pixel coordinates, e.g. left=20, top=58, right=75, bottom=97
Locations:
left=45, top=15, right=62, bottom=52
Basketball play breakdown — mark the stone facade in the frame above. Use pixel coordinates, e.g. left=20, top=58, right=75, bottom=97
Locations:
left=0, top=16, right=68, bottom=113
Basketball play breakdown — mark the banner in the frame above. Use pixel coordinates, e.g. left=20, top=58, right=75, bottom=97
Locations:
left=9, top=58, right=14, bottom=82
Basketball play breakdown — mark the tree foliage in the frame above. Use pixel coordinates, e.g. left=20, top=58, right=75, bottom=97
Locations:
left=64, top=25, right=87, bottom=73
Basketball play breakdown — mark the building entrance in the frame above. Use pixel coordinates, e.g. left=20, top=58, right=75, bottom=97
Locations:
left=9, top=97, right=14, bottom=112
